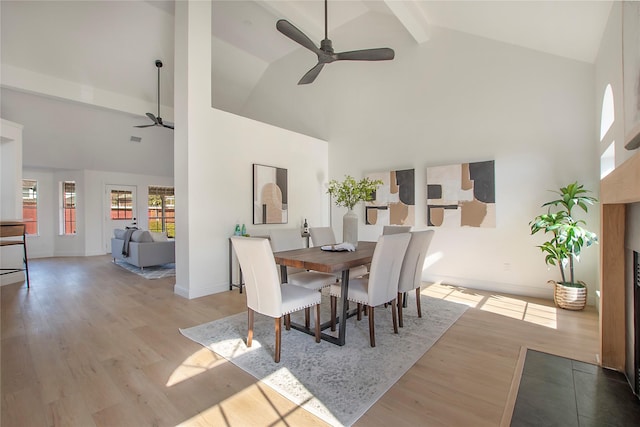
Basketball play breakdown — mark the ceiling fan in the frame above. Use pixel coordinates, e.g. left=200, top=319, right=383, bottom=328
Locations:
left=135, top=60, right=173, bottom=130
left=276, top=0, right=395, bottom=85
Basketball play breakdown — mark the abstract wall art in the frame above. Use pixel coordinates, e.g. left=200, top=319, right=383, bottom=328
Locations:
left=253, top=164, right=288, bottom=225
left=426, top=160, right=495, bottom=228
left=365, top=168, right=415, bottom=226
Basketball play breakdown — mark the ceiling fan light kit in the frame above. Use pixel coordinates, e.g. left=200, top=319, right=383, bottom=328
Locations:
left=135, top=59, right=174, bottom=130
left=276, top=0, right=395, bottom=85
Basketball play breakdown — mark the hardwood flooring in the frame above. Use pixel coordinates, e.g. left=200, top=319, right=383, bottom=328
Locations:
left=2, top=256, right=600, bottom=426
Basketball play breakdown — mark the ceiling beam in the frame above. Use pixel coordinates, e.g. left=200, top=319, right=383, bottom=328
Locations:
left=383, top=0, right=430, bottom=44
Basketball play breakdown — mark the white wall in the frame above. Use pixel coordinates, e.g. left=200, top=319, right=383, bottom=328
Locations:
left=597, top=2, right=640, bottom=385
left=243, top=17, right=600, bottom=301
left=1, top=88, right=174, bottom=177
left=345, top=26, right=599, bottom=300
left=174, top=0, right=329, bottom=299
left=83, top=169, right=174, bottom=255
left=0, top=118, right=23, bottom=219
left=595, top=2, right=627, bottom=170
left=21, top=167, right=173, bottom=258
left=0, top=118, right=25, bottom=285
left=2, top=85, right=176, bottom=259
left=3, top=1, right=604, bottom=303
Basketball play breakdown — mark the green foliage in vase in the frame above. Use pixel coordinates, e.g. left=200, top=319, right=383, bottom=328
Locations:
left=529, top=182, right=598, bottom=287
left=327, top=175, right=383, bottom=210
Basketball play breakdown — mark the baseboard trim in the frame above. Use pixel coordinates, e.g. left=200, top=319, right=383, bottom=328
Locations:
left=423, top=274, right=554, bottom=300
left=174, top=282, right=230, bottom=299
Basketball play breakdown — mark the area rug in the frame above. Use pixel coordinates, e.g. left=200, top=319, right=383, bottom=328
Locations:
left=179, top=292, right=467, bottom=426
left=113, top=259, right=175, bottom=280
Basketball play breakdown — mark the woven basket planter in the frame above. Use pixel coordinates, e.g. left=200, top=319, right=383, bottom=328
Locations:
left=549, top=280, right=587, bottom=310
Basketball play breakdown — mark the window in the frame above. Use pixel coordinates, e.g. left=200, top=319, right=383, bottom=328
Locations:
left=61, top=181, right=76, bottom=235
left=111, top=190, right=133, bottom=219
left=22, top=179, right=38, bottom=235
left=601, top=142, right=615, bottom=179
left=600, top=84, right=615, bottom=141
left=600, top=84, right=616, bottom=180
left=148, top=186, right=175, bottom=238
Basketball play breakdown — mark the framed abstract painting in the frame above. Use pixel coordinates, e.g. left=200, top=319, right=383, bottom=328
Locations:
left=426, top=160, right=495, bottom=228
left=365, top=168, right=415, bottom=226
left=253, top=164, right=288, bottom=225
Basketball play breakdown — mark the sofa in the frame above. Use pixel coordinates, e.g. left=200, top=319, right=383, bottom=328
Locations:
left=111, top=229, right=175, bottom=269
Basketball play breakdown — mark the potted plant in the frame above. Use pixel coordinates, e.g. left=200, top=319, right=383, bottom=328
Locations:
left=529, top=181, right=598, bottom=310
left=327, top=175, right=382, bottom=246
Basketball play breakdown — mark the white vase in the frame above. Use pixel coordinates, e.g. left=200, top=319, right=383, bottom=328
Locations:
left=343, top=209, right=358, bottom=248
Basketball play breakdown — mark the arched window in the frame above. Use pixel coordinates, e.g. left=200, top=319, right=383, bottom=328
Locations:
left=601, top=142, right=615, bottom=179
left=600, top=84, right=616, bottom=179
left=600, top=84, right=614, bottom=141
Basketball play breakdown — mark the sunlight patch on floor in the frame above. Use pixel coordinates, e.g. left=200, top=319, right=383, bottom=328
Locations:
left=421, top=281, right=486, bottom=308
left=479, top=295, right=557, bottom=329
left=175, top=382, right=316, bottom=426
left=167, top=337, right=270, bottom=387
left=166, top=347, right=228, bottom=387
left=422, top=283, right=558, bottom=329
left=167, top=335, right=263, bottom=387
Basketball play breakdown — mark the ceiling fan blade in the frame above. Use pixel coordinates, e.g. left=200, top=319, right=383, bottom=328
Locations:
left=156, top=117, right=174, bottom=130
left=134, top=124, right=156, bottom=128
left=146, top=112, right=159, bottom=124
left=336, top=48, right=395, bottom=61
left=298, top=63, right=325, bottom=85
left=277, top=19, right=320, bottom=53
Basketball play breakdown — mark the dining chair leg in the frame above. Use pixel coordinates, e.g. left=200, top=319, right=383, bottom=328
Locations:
left=247, top=308, right=254, bottom=347
left=357, top=303, right=362, bottom=321
left=315, top=303, right=321, bottom=343
left=368, top=306, right=376, bottom=347
left=305, top=307, right=310, bottom=329
left=397, top=292, right=404, bottom=328
left=330, top=295, right=337, bottom=331
left=391, top=298, right=398, bottom=334
left=275, top=317, right=281, bottom=363
left=415, top=287, right=422, bottom=318
left=285, top=313, right=291, bottom=330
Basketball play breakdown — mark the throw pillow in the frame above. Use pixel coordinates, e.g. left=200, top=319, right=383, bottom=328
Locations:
left=150, top=231, right=169, bottom=242
left=131, top=230, right=154, bottom=243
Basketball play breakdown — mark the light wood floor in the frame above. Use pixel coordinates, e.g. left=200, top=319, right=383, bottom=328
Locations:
left=1, top=256, right=600, bottom=426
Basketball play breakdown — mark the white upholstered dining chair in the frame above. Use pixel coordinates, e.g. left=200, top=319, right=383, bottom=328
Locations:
left=309, top=226, right=337, bottom=247
left=382, top=225, right=412, bottom=235
left=309, top=226, right=368, bottom=278
left=396, top=230, right=435, bottom=327
left=269, top=229, right=336, bottom=290
left=269, top=229, right=336, bottom=328
left=230, top=236, right=321, bottom=363
left=329, top=233, right=411, bottom=347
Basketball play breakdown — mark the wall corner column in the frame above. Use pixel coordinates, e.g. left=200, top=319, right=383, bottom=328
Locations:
left=600, top=202, right=626, bottom=370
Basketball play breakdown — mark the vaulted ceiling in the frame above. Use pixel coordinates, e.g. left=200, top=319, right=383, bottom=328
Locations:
left=1, top=1, right=613, bottom=139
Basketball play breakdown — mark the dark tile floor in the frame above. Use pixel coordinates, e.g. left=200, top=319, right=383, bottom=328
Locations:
left=511, top=350, right=640, bottom=427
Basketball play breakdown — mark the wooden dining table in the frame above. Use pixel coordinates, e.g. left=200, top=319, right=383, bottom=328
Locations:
left=273, top=241, right=376, bottom=346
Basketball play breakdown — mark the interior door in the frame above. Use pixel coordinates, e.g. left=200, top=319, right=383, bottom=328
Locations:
left=105, top=184, right=137, bottom=252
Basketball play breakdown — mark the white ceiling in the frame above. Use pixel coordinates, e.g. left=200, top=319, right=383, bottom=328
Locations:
left=1, top=0, right=613, bottom=119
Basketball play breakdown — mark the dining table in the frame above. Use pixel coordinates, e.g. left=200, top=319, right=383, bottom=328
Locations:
left=273, top=241, right=376, bottom=346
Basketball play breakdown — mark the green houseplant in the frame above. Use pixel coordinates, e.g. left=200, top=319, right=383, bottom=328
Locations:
left=327, top=175, right=382, bottom=246
left=327, top=175, right=383, bottom=210
left=529, top=181, right=598, bottom=310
